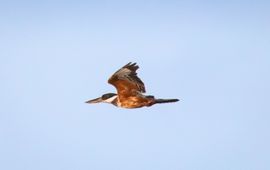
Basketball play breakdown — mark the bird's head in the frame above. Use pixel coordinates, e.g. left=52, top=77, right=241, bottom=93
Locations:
left=85, top=93, right=117, bottom=104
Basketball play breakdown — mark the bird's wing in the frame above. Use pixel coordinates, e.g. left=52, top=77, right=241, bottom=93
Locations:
left=108, top=62, right=146, bottom=99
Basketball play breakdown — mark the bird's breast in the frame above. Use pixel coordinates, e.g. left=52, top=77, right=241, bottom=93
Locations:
left=117, top=96, right=154, bottom=108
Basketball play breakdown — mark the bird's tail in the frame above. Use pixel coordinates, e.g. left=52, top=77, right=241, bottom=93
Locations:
left=155, top=99, right=179, bottom=104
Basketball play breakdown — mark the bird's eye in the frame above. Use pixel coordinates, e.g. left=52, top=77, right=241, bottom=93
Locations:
left=101, top=94, right=107, bottom=99
left=102, top=93, right=115, bottom=100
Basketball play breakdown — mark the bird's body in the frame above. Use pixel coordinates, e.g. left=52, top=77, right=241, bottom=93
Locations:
left=86, top=62, right=179, bottom=109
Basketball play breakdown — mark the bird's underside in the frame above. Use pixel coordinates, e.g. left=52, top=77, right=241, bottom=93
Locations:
left=86, top=62, right=179, bottom=109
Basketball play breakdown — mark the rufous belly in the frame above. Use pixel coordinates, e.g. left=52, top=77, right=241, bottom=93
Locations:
left=118, top=96, right=154, bottom=108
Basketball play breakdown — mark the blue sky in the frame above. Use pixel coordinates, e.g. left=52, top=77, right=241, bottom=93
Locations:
left=0, top=0, right=270, bottom=170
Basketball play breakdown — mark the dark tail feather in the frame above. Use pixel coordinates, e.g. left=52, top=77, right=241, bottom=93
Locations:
left=155, top=99, right=179, bottom=104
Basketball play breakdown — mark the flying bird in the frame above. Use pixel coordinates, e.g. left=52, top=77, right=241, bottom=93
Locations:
left=86, top=62, right=179, bottom=108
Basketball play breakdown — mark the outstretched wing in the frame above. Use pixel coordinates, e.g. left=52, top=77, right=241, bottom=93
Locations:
left=108, top=62, right=146, bottom=99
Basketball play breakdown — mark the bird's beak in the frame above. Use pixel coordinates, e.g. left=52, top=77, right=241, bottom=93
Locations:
left=85, top=97, right=103, bottom=104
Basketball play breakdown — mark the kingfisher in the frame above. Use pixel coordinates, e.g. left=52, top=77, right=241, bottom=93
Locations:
left=86, top=62, right=179, bottom=109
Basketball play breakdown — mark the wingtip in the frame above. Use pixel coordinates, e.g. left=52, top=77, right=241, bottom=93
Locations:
left=124, top=62, right=133, bottom=67
left=127, top=62, right=136, bottom=66
left=123, top=62, right=139, bottom=70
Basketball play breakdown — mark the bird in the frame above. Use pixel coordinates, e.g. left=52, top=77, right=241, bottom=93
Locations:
left=85, top=62, right=179, bottom=109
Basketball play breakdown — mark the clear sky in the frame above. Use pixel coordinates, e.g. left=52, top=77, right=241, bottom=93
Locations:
left=0, top=0, right=270, bottom=170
